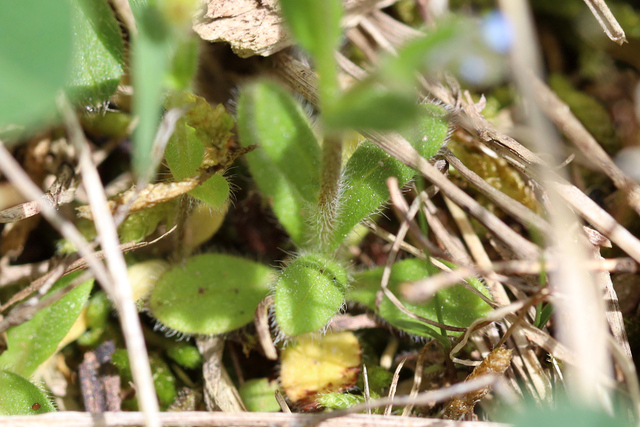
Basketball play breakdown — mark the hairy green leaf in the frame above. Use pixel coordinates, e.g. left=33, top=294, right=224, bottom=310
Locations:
left=402, top=103, right=450, bottom=159
left=275, top=254, right=348, bottom=336
left=317, top=392, right=364, bottom=409
left=0, top=0, right=72, bottom=130
left=237, top=81, right=321, bottom=246
left=349, top=259, right=492, bottom=338
left=0, top=371, right=55, bottom=415
left=325, top=82, right=418, bottom=132
left=0, top=272, right=93, bottom=377
left=329, top=142, right=414, bottom=251
left=67, top=0, right=125, bottom=105
left=149, top=254, right=274, bottom=335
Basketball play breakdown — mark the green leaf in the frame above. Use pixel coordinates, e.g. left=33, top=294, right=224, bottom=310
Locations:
left=237, top=81, right=321, bottom=246
left=535, top=303, right=554, bottom=329
left=239, top=378, right=281, bottom=412
left=0, top=0, right=72, bottom=130
left=275, top=254, right=348, bottom=336
left=118, top=200, right=177, bottom=243
left=349, top=259, right=492, bottom=338
left=0, top=271, right=94, bottom=377
left=401, top=103, right=450, bottom=159
left=150, top=354, right=177, bottom=410
left=188, top=174, right=229, bottom=210
left=329, top=142, right=414, bottom=251
left=66, top=0, right=125, bottom=105
left=0, top=371, right=55, bottom=415
left=317, top=392, right=364, bottom=409
left=325, top=82, right=418, bottom=132
left=148, top=254, right=274, bottom=335
left=166, top=344, right=202, bottom=369
left=130, top=0, right=173, bottom=177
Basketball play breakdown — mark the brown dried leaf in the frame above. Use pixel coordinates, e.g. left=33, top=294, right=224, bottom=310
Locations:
left=76, top=145, right=254, bottom=220
left=193, top=0, right=397, bottom=58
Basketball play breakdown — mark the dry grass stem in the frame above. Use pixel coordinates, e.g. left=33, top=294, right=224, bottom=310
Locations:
left=385, top=357, right=406, bottom=416
left=59, top=96, right=161, bottom=427
left=582, top=0, right=627, bottom=44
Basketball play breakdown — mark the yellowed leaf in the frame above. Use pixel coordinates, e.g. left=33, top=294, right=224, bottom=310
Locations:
left=280, top=331, right=361, bottom=403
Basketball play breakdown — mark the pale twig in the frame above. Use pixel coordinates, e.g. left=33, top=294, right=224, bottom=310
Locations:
left=0, top=142, right=112, bottom=295
left=401, top=256, right=635, bottom=303
left=364, top=221, right=427, bottom=261
left=196, top=336, right=246, bottom=412
left=0, top=402, right=510, bottom=427
left=0, top=162, right=75, bottom=223
left=388, top=184, right=495, bottom=307
left=362, top=365, right=371, bottom=415
left=608, top=336, right=640, bottom=422
left=385, top=357, right=406, bottom=416
left=380, top=336, right=399, bottom=371
left=402, top=341, right=435, bottom=416
left=316, top=374, right=501, bottom=422
left=449, top=298, right=530, bottom=366
left=59, top=96, right=161, bottom=427
left=530, top=74, right=640, bottom=217
left=0, top=271, right=93, bottom=335
left=274, top=390, right=291, bottom=413
left=582, top=0, right=627, bottom=45
left=0, top=233, right=172, bottom=313
left=0, top=260, right=52, bottom=288
left=419, top=195, right=472, bottom=265
left=254, top=296, right=278, bottom=361
left=370, top=131, right=541, bottom=260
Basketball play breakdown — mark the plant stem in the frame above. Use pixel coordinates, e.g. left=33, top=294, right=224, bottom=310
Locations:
left=316, top=132, right=343, bottom=249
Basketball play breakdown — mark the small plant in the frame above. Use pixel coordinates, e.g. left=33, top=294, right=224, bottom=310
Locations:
left=147, top=0, right=493, bottom=342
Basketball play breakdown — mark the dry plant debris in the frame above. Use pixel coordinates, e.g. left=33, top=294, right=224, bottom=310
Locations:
left=0, top=0, right=639, bottom=426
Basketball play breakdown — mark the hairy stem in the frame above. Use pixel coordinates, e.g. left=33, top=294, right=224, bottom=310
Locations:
left=316, top=133, right=343, bottom=249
